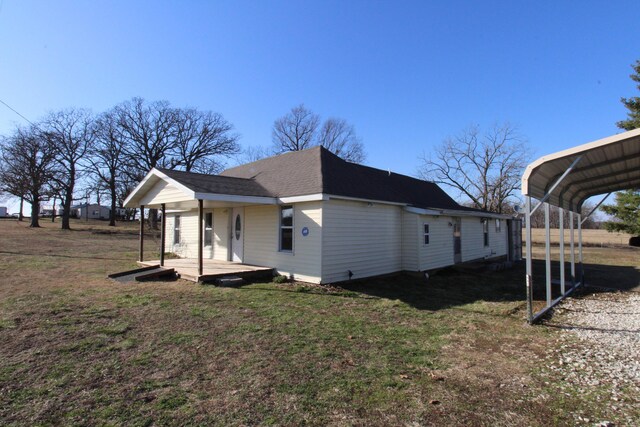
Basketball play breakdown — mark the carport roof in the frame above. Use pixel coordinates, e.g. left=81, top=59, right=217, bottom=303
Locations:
left=521, top=128, right=640, bottom=212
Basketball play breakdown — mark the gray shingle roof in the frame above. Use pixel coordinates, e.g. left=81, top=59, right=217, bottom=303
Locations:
left=221, top=146, right=467, bottom=211
left=159, top=147, right=475, bottom=211
left=158, top=168, right=272, bottom=197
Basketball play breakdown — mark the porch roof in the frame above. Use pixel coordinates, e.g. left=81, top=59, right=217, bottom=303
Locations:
left=123, top=168, right=277, bottom=209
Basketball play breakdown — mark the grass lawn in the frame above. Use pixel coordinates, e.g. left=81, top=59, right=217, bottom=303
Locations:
left=0, top=219, right=638, bottom=426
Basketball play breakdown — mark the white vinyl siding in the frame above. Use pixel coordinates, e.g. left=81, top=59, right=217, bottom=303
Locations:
left=213, top=209, right=230, bottom=261
left=489, top=218, right=507, bottom=257
left=244, top=202, right=322, bottom=283
left=138, top=180, right=192, bottom=206
left=401, top=211, right=419, bottom=271
left=164, top=210, right=199, bottom=258
left=418, top=216, right=454, bottom=270
left=460, top=216, right=508, bottom=261
left=322, top=199, right=401, bottom=283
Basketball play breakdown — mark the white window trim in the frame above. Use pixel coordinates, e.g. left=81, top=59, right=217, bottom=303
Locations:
left=174, top=214, right=181, bottom=246
left=423, top=223, right=430, bottom=246
left=279, top=205, right=294, bottom=253
left=204, top=212, right=213, bottom=247
left=482, top=219, right=489, bottom=247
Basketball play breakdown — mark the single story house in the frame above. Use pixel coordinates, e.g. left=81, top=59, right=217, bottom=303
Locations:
left=124, top=146, right=520, bottom=283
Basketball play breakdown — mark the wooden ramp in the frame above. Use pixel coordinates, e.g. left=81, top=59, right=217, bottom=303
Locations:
left=108, top=265, right=177, bottom=283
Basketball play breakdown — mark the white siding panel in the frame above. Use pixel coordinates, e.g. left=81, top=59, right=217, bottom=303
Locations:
left=461, top=217, right=486, bottom=261
left=489, top=218, right=508, bottom=257
left=460, top=216, right=508, bottom=261
left=322, top=200, right=402, bottom=283
left=418, top=216, right=454, bottom=270
left=139, top=180, right=191, bottom=206
left=213, top=209, right=230, bottom=261
left=244, top=202, right=323, bottom=283
left=401, top=211, right=419, bottom=271
left=165, top=210, right=200, bottom=258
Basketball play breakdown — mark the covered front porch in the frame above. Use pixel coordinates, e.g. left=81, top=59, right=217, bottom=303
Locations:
left=138, top=258, right=274, bottom=283
left=123, top=168, right=280, bottom=282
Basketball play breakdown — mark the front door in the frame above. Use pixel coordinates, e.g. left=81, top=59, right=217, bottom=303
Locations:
left=453, top=217, right=462, bottom=264
left=231, top=207, right=244, bottom=262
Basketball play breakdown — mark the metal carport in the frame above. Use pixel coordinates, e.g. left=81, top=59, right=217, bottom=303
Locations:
left=521, top=128, right=640, bottom=323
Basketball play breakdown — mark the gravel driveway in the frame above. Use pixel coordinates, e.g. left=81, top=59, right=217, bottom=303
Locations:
left=542, top=288, right=640, bottom=425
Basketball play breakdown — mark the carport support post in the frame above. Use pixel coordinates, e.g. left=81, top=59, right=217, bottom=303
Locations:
left=570, top=211, right=575, bottom=285
left=139, top=205, right=145, bottom=262
left=544, top=202, right=552, bottom=307
left=559, top=207, right=565, bottom=294
left=160, top=203, right=166, bottom=267
left=578, top=213, right=583, bottom=284
left=525, top=196, right=533, bottom=323
left=198, top=199, right=203, bottom=277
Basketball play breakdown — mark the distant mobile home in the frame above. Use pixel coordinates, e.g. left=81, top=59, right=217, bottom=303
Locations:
left=124, top=147, right=519, bottom=283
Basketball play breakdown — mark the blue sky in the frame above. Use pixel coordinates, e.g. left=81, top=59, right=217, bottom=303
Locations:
left=1, top=0, right=639, bottom=211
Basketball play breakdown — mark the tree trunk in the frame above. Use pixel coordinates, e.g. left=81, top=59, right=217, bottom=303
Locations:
left=61, top=179, right=74, bottom=230
left=18, top=197, right=24, bottom=221
left=52, top=196, right=57, bottom=222
left=109, top=179, right=117, bottom=227
left=30, top=198, right=40, bottom=227
left=149, top=208, right=159, bottom=230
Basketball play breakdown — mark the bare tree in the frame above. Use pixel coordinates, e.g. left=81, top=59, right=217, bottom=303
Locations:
left=43, top=108, right=95, bottom=230
left=272, top=104, right=320, bottom=153
left=418, top=123, right=530, bottom=213
left=91, top=111, right=126, bottom=226
left=0, top=125, right=57, bottom=227
left=271, top=104, right=367, bottom=163
left=116, top=97, right=178, bottom=181
left=317, top=118, right=366, bottom=163
left=115, top=98, right=179, bottom=228
left=173, top=108, right=239, bottom=173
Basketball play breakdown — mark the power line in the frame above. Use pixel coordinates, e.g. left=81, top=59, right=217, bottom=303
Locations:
left=0, top=98, right=35, bottom=126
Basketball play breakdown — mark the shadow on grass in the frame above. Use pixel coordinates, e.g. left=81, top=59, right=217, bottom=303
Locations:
left=335, top=259, right=639, bottom=312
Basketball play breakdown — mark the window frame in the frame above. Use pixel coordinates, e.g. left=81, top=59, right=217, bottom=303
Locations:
left=482, top=218, right=489, bottom=247
left=495, top=218, right=501, bottom=233
left=279, top=205, right=294, bottom=252
left=423, top=223, right=430, bottom=245
left=174, top=214, right=181, bottom=245
left=204, top=212, right=213, bottom=247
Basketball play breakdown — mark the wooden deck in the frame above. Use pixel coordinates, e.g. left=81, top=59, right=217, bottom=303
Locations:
left=138, top=258, right=274, bottom=283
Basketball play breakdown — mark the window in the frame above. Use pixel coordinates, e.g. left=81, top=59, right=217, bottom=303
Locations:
left=482, top=219, right=489, bottom=246
left=204, top=212, right=213, bottom=246
left=423, top=223, right=430, bottom=245
left=280, top=205, right=293, bottom=251
left=495, top=219, right=501, bottom=233
left=174, top=215, right=181, bottom=245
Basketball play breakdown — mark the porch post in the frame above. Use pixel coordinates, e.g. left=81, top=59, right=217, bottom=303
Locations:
left=139, top=205, right=145, bottom=262
left=160, top=203, right=166, bottom=267
left=198, top=199, right=203, bottom=277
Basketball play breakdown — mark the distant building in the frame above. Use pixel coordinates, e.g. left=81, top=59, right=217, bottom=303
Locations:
left=0, top=207, right=7, bottom=217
